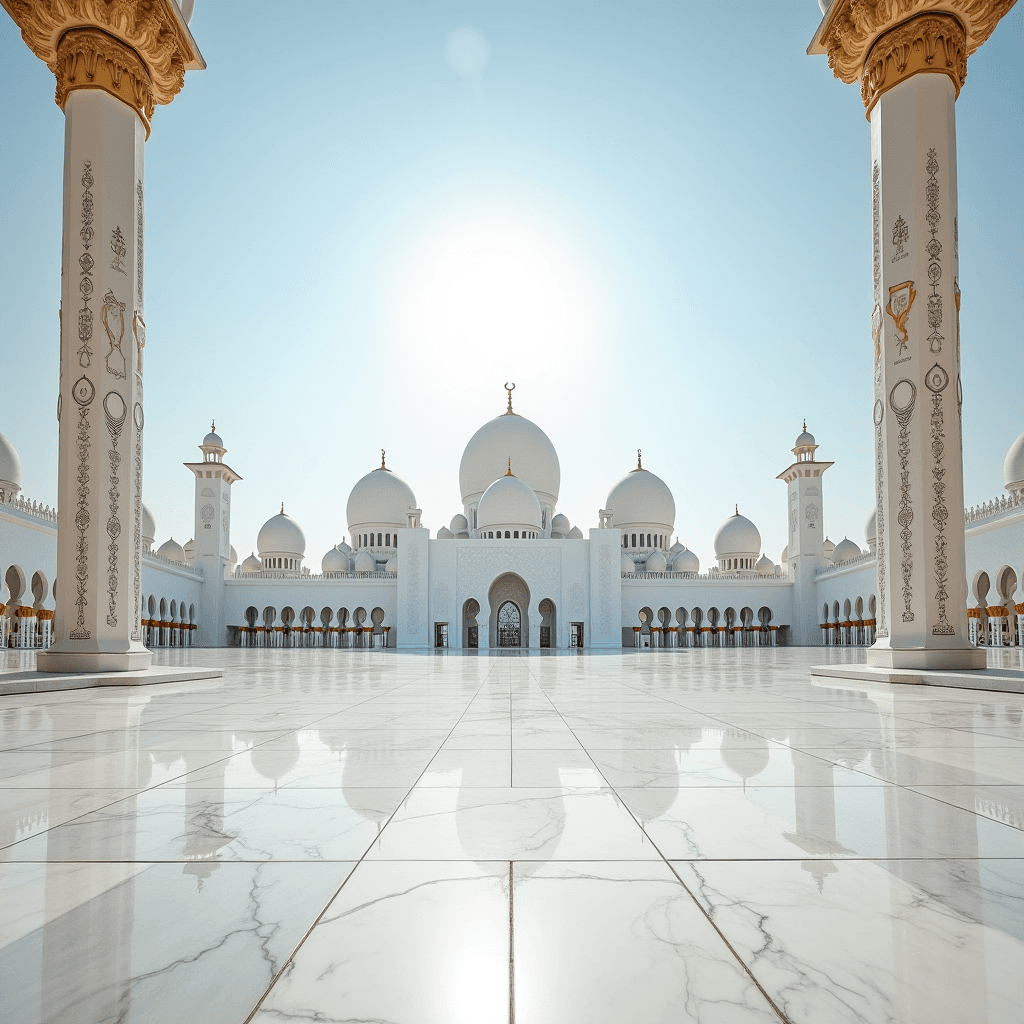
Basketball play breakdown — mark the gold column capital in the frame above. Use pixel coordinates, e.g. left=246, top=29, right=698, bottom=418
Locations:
left=809, top=0, right=1016, bottom=109
left=2, top=0, right=203, bottom=126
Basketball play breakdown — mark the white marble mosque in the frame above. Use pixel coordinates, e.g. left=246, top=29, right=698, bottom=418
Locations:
left=3, top=399, right=1024, bottom=656
left=1, top=1, right=1022, bottom=1023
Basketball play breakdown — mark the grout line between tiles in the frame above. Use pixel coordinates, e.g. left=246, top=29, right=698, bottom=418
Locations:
left=508, top=859, right=515, bottom=1024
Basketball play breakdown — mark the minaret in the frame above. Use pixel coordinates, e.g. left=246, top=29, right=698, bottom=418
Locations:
left=809, top=2, right=1005, bottom=670
left=183, top=423, right=241, bottom=646
left=18, top=1, right=205, bottom=673
left=777, top=423, right=833, bottom=645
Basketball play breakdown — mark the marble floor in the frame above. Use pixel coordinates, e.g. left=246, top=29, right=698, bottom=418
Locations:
left=1, top=647, right=1022, bottom=1024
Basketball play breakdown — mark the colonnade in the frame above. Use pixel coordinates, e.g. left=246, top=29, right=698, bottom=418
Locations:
left=633, top=624, right=778, bottom=649
left=236, top=625, right=390, bottom=649
left=0, top=606, right=55, bottom=649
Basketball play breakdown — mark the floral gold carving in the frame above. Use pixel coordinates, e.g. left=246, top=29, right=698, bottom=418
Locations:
left=2, top=0, right=203, bottom=129
left=811, top=0, right=1014, bottom=94
left=886, top=280, right=916, bottom=353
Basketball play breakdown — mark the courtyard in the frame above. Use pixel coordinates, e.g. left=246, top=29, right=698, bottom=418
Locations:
left=0, top=647, right=1022, bottom=1022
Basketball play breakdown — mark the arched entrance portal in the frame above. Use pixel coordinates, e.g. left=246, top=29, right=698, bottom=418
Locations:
left=497, top=602, right=521, bottom=647
left=487, top=572, right=531, bottom=648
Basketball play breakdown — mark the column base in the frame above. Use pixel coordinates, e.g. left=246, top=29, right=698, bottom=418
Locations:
left=865, top=646, right=987, bottom=671
left=36, top=649, right=154, bottom=674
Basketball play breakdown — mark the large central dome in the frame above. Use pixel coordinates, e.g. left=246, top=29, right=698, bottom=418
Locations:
left=459, top=395, right=560, bottom=506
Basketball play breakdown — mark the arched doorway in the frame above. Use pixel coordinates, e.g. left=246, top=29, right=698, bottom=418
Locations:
left=497, top=601, right=521, bottom=647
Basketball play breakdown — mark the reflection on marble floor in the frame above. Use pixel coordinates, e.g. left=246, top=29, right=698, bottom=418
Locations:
left=1, top=647, right=1022, bottom=1023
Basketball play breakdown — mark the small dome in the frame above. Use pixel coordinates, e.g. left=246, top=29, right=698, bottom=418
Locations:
left=0, top=430, right=23, bottom=493
left=832, top=537, right=862, bottom=564
left=755, top=553, right=775, bottom=575
left=347, top=462, right=417, bottom=530
left=669, top=540, right=684, bottom=554
left=606, top=459, right=675, bottom=530
left=229, top=545, right=237, bottom=567
left=437, top=526, right=454, bottom=539
left=354, top=549, right=376, bottom=573
left=477, top=472, right=542, bottom=531
left=646, top=549, right=667, bottom=572
left=322, top=546, right=349, bottom=574
left=156, top=537, right=187, bottom=563
left=1003, top=431, right=1024, bottom=493
left=567, top=525, right=583, bottom=539
left=621, top=551, right=635, bottom=574
left=338, top=540, right=352, bottom=554
left=184, top=538, right=195, bottom=562
left=823, top=537, right=835, bottom=560
left=459, top=402, right=560, bottom=506
left=202, top=424, right=224, bottom=449
left=794, top=424, right=816, bottom=449
left=780, top=544, right=789, bottom=563
left=865, top=508, right=877, bottom=547
left=240, top=552, right=262, bottom=573
left=713, top=509, right=761, bottom=559
left=141, top=503, right=157, bottom=547
left=551, top=513, right=570, bottom=535
left=257, top=508, right=306, bottom=558
left=450, top=514, right=468, bottom=534
left=673, top=548, right=700, bottom=574
left=385, top=553, right=398, bottom=573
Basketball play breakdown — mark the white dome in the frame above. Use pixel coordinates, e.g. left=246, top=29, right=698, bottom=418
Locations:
left=450, top=514, right=468, bottom=534
left=240, top=552, right=262, bottom=573
left=0, top=430, right=23, bottom=493
left=353, top=549, right=375, bottom=573
left=669, top=540, right=684, bottom=554
left=646, top=549, right=667, bottom=572
left=347, top=465, right=417, bottom=530
left=673, top=548, right=700, bottom=574
left=437, top=526, right=454, bottom=539
left=795, top=426, right=816, bottom=449
left=823, top=537, right=835, bottom=560
left=755, top=553, right=775, bottom=575
left=780, top=544, right=789, bottom=563
left=202, top=424, right=224, bottom=449
left=606, top=463, right=675, bottom=529
left=620, top=551, right=635, bottom=573
left=156, top=537, right=187, bottom=563
left=567, top=526, right=583, bottom=539
left=1003, top=431, right=1024, bottom=492
left=832, top=537, right=862, bottom=563
left=338, top=541, right=352, bottom=553
left=257, top=508, right=306, bottom=558
left=865, top=508, right=877, bottom=547
left=713, top=511, right=761, bottom=558
left=460, top=410, right=560, bottom=506
left=477, top=473, right=542, bottom=531
left=141, top=502, right=156, bottom=548
left=551, top=513, right=570, bottom=535
left=184, top=538, right=195, bottom=562
left=322, top=546, right=349, bottom=573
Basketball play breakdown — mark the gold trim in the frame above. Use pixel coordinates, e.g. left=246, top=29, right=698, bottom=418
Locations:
left=56, top=28, right=153, bottom=134
left=862, top=13, right=967, bottom=114
left=2, top=0, right=202, bottom=120
left=812, top=0, right=1015, bottom=86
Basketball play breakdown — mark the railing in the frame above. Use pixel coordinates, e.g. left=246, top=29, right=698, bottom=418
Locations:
left=623, top=572, right=786, bottom=581
left=814, top=551, right=876, bottom=579
left=0, top=492, right=58, bottom=524
left=233, top=570, right=397, bottom=581
left=965, top=492, right=1023, bottom=526
left=142, top=550, right=204, bottom=577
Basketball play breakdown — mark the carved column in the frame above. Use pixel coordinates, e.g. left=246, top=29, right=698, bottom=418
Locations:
left=2, top=1, right=204, bottom=672
left=810, top=0, right=1013, bottom=671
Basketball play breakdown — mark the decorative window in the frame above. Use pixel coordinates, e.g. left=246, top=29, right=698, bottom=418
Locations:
left=631, top=533, right=636, bottom=548
left=514, top=531, right=519, bottom=539
left=505, top=531, right=510, bottom=539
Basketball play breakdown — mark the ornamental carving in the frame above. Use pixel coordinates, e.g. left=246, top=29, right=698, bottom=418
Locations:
left=5, top=0, right=202, bottom=123
left=812, top=0, right=1013, bottom=89
left=861, top=13, right=967, bottom=111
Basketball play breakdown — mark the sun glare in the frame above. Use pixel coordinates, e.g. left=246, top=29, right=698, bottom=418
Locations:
left=395, top=218, right=599, bottom=375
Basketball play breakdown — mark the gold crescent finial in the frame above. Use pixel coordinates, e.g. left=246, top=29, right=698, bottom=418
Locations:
left=211, top=420, right=216, bottom=432
left=381, top=449, right=386, bottom=469
left=506, top=457, right=513, bottom=476
left=637, top=448, right=642, bottom=470
left=281, top=502, right=285, bottom=515
left=504, top=382, right=515, bottom=415
left=735, top=503, right=739, bottom=516
left=802, top=419, right=807, bottom=432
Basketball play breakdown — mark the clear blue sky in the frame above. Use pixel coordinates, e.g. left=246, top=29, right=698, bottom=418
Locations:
left=2, top=2, right=1021, bottom=569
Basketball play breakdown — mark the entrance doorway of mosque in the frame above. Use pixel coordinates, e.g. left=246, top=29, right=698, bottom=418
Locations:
left=497, top=602, right=521, bottom=647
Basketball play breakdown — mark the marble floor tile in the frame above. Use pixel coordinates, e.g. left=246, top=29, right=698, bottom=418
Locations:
left=364, top=785, right=660, bottom=861
left=671, top=858, right=1024, bottom=1024
left=250, top=861, right=511, bottom=1024
left=512, top=861, right=782, bottom=1023
left=512, top=747, right=604, bottom=787
left=418, top=747, right=513, bottom=787
left=0, top=861, right=353, bottom=1024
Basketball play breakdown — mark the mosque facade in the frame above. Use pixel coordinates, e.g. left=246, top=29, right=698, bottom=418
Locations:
left=2, top=387, right=1023, bottom=654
